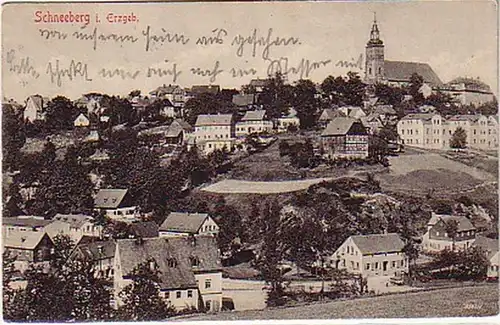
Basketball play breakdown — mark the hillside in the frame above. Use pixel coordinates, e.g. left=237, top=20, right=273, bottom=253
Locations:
left=184, top=284, right=498, bottom=320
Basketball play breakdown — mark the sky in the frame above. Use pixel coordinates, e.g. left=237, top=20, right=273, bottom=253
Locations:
left=2, top=1, right=498, bottom=102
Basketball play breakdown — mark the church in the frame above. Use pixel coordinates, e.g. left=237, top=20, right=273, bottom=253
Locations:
left=364, top=16, right=443, bottom=87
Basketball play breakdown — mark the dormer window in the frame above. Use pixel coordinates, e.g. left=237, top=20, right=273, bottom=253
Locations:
left=167, top=258, right=178, bottom=268
left=190, top=256, right=200, bottom=267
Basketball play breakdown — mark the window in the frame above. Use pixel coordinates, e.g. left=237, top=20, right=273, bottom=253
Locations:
left=190, top=256, right=200, bottom=267
left=176, top=291, right=182, bottom=299
left=392, top=261, right=396, bottom=268
left=375, top=262, right=379, bottom=269
left=187, top=290, right=193, bottom=298
left=205, top=300, right=211, bottom=311
left=356, top=262, right=359, bottom=270
left=205, top=279, right=211, bottom=289
left=366, top=263, right=370, bottom=270
left=167, top=258, right=178, bottom=268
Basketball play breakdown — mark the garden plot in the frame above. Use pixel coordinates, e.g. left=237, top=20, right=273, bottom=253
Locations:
left=201, top=178, right=333, bottom=194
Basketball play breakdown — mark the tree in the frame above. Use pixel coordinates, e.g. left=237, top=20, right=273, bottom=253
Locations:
left=407, top=73, right=425, bottom=106
left=255, top=199, right=286, bottom=307
left=444, top=219, right=459, bottom=251
left=258, top=72, right=294, bottom=119
left=320, top=72, right=366, bottom=107
left=117, top=258, right=176, bottom=321
left=45, top=96, right=78, bottom=131
left=184, top=93, right=236, bottom=125
left=293, top=79, right=320, bottom=129
left=2, top=103, right=26, bottom=171
left=289, top=139, right=315, bottom=169
left=450, top=127, right=467, bottom=149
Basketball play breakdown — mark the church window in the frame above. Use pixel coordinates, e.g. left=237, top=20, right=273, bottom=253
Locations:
left=369, top=68, right=372, bottom=75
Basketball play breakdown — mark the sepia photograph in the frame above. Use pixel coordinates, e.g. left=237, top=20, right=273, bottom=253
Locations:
left=1, top=0, right=499, bottom=322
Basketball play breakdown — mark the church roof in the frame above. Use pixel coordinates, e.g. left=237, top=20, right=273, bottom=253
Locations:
left=384, top=60, right=443, bottom=86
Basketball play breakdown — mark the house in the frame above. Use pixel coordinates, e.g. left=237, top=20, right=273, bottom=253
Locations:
left=2, top=231, right=54, bottom=272
left=159, top=212, right=219, bottom=237
left=194, top=114, right=235, bottom=154
left=277, top=107, right=300, bottom=132
left=472, top=236, right=499, bottom=278
left=321, top=117, right=369, bottom=159
left=397, top=113, right=498, bottom=150
left=249, top=78, right=268, bottom=93
left=70, top=240, right=116, bottom=279
left=45, top=214, right=102, bottom=243
left=328, top=233, right=408, bottom=284
left=440, top=77, right=495, bottom=106
left=159, top=99, right=179, bottom=118
left=318, top=108, right=346, bottom=128
left=150, top=84, right=186, bottom=106
left=338, top=106, right=367, bottom=120
left=422, top=213, right=477, bottom=253
left=129, top=221, right=159, bottom=238
left=94, top=189, right=138, bottom=222
left=23, top=95, right=47, bottom=122
left=232, top=94, right=258, bottom=110
left=2, top=216, right=52, bottom=236
left=235, top=110, right=273, bottom=137
left=113, top=236, right=223, bottom=312
left=74, top=113, right=90, bottom=127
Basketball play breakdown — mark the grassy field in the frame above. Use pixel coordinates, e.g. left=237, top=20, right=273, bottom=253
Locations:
left=377, top=152, right=497, bottom=196
left=201, top=178, right=335, bottom=194
left=184, top=284, right=498, bottom=320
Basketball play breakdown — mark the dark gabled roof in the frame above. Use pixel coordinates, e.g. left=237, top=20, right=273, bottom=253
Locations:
left=190, top=85, right=220, bottom=95
left=3, top=217, right=52, bottom=228
left=74, top=240, right=116, bottom=261
left=159, top=212, right=209, bottom=234
left=4, top=232, right=52, bottom=250
left=432, top=215, right=476, bottom=232
left=172, top=119, right=193, bottom=132
left=372, top=105, right=396, bottom=115
left=195, top=114, right=233, bottom=126
left=321, top=117, right=366, bottom=136
left=351, top=233, right=405, bottom=255
left=26, top=95, right=45, bottom=110
left=53, top=214, right=93, bottom=229
left=130, top=221, right=159, bottom=238
left=232, top=94, right=256, bottom=107
left=384, top=60, right=443, bottom=86
left=94, top=189, right=129, bottom=209
left=116, top=236, right=221, bottom=290
left=241, top=110, right=266, bottom=122
left=319, top=109, right=346, bottom=121
left=149, top=84, right=183, bottom=96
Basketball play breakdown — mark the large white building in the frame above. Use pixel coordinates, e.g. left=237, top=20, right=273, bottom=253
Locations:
left=397, top=113, right=498, bottom=150
left=194, top=114, right=235, bottom=154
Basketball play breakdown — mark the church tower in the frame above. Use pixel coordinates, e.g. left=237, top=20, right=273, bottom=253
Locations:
left=365, top=13, right=385, bottom=84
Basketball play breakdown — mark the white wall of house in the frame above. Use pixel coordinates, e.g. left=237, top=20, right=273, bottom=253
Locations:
left=195, top=272, right=223, bottom=312
left=235, top=121, right=273, bottom=137
left=101, top=207, right=139, bottom=222
left=164, top=288, right=199, bottom=311
left=488, top=252, right=499, bottom=278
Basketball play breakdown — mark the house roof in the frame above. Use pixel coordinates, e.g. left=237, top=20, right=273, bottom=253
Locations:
left=322, top=117, right=363, bottom=136
left=116, top=236, right=221, bottom=290
left=53, top=214, right=94, bottom=229
left=351, top=233, right=405, bottom=255
left=384, top=60, right=443, bottom=86
left=195, top=114, right=233, bottom=126
left=190, top=85, right=220, bottom=95
left=3, top=216, right=52, bottom=228
left=172, top=119, right=193, bottom=132
left=159, top=212, right=209, bottom=234
left=241, top=110, right=266, bottom=122
left=428, top=214, right=476, bottom=232
left=446, top=77, right=492, bottom=93
left=94, top=189, right=129, bottom=209
left=372, top=105, right=396, bottom=115
left=232, top=94, right=256, bottom=107
left=3, top=231, right=51, bottom=250
left=446, top=115, right=482, bottom=122
left=149, top=84, right=182, bottom=96
left=26, top=95, right=45, bottom=110
left=74, top=240, right=116, bottom=261
left=130, top=221, right=159, bottom=238
left=340, top=106, right=366, bottom=118
left=400, top=113, right=437, bottom=121
left=249, top=79, right=268, bottom=87
left=319, top=109, right=346, bottom=121
left=473, top=236, right=499, bottom=259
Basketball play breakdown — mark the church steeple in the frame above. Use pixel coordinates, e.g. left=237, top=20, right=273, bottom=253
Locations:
left=365, top=12, right=385, bottom=84
left=368, top=12, right=383, bottom=46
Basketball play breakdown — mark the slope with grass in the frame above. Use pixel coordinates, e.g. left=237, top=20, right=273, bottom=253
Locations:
left=184, top=284, right=498, bottom=320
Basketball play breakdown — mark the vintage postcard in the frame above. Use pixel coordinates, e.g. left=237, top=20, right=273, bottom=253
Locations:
left=1, top=0, right=499, bottom=322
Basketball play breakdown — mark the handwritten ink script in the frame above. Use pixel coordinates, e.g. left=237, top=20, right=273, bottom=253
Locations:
left=8, top=20, right=365, bottom=87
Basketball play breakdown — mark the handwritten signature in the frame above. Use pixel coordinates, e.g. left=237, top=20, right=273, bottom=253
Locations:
left=6, top=49, right=40, bottom=79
